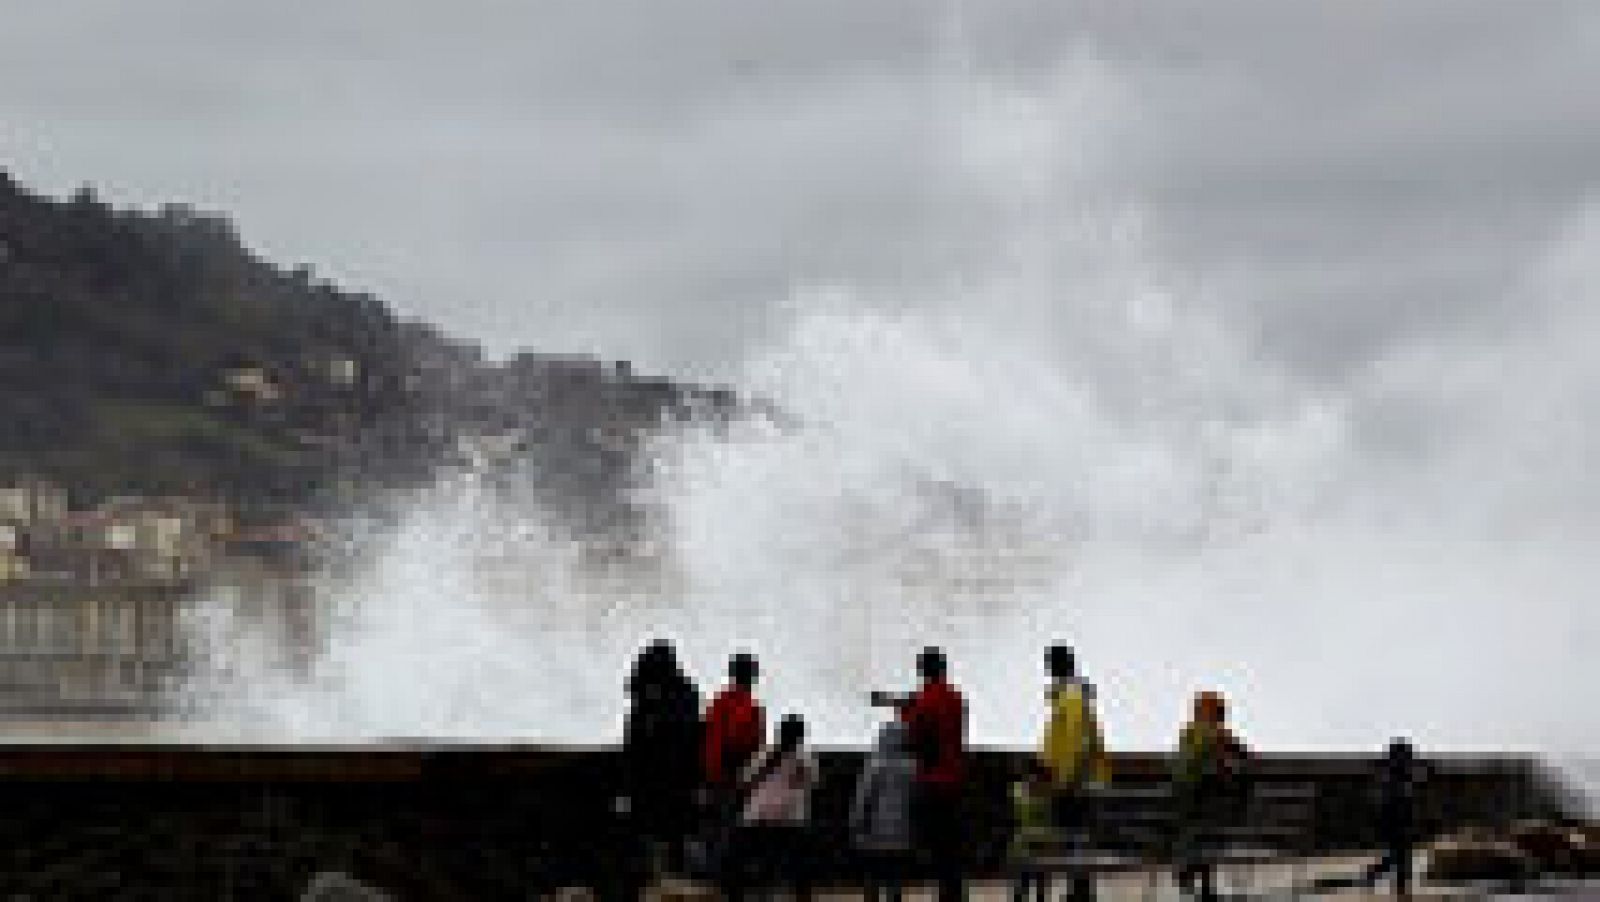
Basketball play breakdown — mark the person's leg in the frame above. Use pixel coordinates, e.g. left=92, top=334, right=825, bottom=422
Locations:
left=1053, top=791, right=1096, bottom=902
left=933, top=789, right=965, bottom=902
left=719, top=827, right=748, bottom=902
left=1361, top=850, right=1386, bottom=887
left=869, top=850, right=907, bottom=902
left=750, top=826, right=779, bottom=901
left=670, top=791, right=700, bottom=876
left=861, top=851, right=882, bottom=902
left=1393, top=840, right=1413, bottom=895
left=915, top=783, right=949, bottom=902
left=1195, top=862, right=1217, bottom=902
left=1172, top=824, right=1193, bottom=895
left=886, top=850, right=908, bottom=902
left=1076, top=789, right=1100, bottom=902
left=1012, top=871, right=1033, bottom=902
left=911, top=785, right=940, bottom=900
left=789, top=826, right=814, bottom=902
left=1176, top=819, right=1210, bottom=900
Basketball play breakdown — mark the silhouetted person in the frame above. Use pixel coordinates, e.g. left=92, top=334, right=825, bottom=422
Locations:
left=705, top=652, right=765, bottom=793
left=886, top=647, right=968, bottom=902
left=851, top=720, right=919, bottom=902
left=1172, top=691, right=1250, bottom=902
left=622, top=639, right=702, bottom=876
left=1039, top=644, right=1111, bottom=902
left=721, top=713, right=819, bottom=901
left=1363, top=738, right=1428, bottom=895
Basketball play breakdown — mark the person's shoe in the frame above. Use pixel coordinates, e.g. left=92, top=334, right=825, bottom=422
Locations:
left=1175, top=868, right=1196, bottom=895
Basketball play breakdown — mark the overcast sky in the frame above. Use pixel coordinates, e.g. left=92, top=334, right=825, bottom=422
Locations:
left=3, top=1, right=1599, bottom=385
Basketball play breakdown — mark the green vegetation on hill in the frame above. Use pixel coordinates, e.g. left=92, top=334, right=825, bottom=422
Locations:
left=0, top=171, right=443, bottom=507
left=0, top=169, right=747, bottom=525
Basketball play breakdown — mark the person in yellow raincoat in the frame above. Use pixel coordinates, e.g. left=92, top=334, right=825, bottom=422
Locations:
left=1037, top=644, right=1111, bottom=902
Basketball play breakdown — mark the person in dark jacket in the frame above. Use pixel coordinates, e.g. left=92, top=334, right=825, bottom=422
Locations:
left=1362, top=738, right=1428, bottom=895
left=894, top=646, right=968, bottom=902
left=705, top=652, right=765, bottom=792
left=621, top=639, right=703, bottom=876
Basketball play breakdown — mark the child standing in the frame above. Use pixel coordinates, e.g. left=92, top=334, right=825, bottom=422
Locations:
left=722, top=714, right=818, bottom=901
left=850, top=721, right=918, bottom=902
left=1010, top=759, right=1060, bottom=902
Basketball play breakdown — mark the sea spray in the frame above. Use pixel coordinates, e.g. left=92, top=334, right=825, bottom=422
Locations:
left=171, top=42, right=1599, bottom=795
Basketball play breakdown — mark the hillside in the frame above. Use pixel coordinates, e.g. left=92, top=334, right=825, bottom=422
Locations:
left=0, top=169, right=742, bottom=524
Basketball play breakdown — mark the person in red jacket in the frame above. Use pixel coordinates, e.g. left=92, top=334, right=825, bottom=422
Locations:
left=895, top=646, right=968, bottom=902
left=704, top=652, right=765, bottom=790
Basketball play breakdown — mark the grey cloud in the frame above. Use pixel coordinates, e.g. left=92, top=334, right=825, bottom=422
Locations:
left=3, top=0, right=1598, bottom=384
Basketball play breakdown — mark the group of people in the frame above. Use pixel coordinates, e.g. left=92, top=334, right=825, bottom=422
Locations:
left=618, top=641, right=970, bottom=900
left=617, top=639, right=1425, bottom=901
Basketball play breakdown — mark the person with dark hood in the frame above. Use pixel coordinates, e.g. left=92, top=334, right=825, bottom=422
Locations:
left=621, top=639, right=703, bottom=876
left=850, top=719, right=919, bottom=902
left=1362, top=738, right=1428, bottom=895
left=1171, top=691, right=1251, bottom=902
left=1038, top=644, right=1111, bottom=902
left=876, top=646, right=967, bottom=902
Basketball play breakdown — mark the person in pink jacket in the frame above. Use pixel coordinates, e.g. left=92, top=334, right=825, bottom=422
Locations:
left=722, top=715, right=819, bottom=900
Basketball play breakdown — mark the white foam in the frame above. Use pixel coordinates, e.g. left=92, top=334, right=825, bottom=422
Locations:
left=171, top=45, right=1600, bottom=798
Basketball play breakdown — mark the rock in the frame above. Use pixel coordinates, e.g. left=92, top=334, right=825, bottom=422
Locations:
left=1564, top=824, right=1600, bottom=874
left=1509, top=821, right=1582, bottom=873
left=298, top=871, right=393, bottom=902
left=645, top=877, right=721, bottom=901
left=1423, top=835, right=1534, bottom=883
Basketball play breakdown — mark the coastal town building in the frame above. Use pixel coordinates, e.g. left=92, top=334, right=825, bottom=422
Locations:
left=0, top=477, right=69, bottom=526
left=0, top=523, right=28, bottom=582
left=222, top=364, right=282, bottom=403
left=0, top=580, right=186, bottom=712
left=0, top=477, right=318, bottom=718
